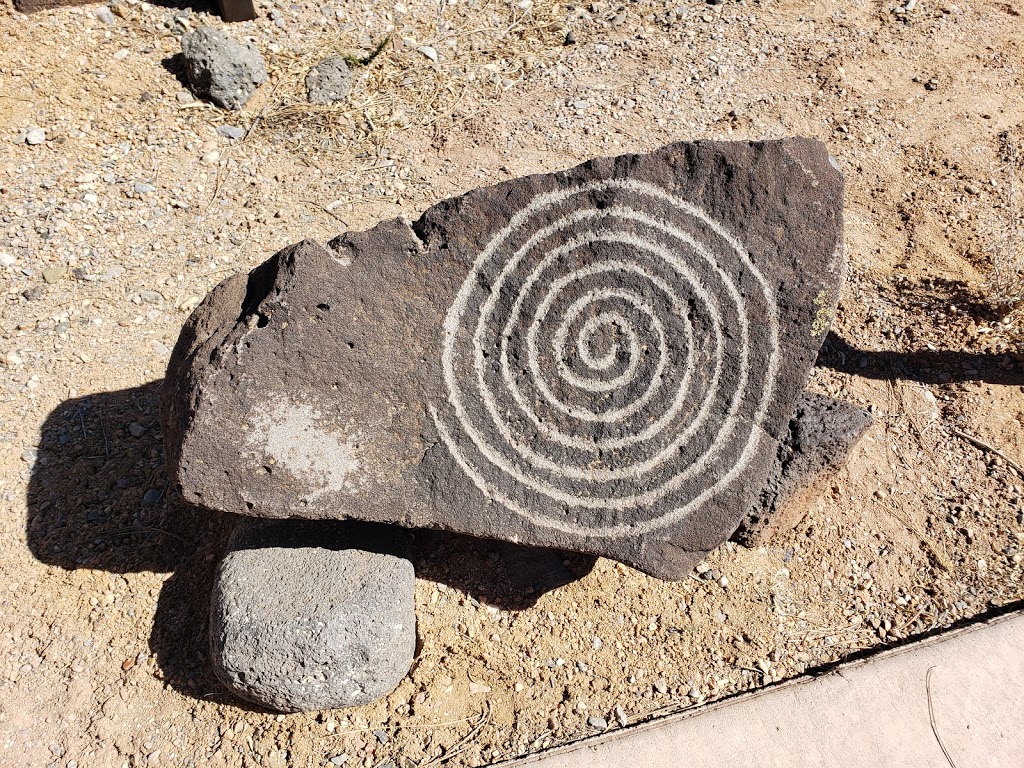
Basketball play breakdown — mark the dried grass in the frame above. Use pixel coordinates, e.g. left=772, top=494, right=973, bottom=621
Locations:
left=248, top=0, right=567, bottom=154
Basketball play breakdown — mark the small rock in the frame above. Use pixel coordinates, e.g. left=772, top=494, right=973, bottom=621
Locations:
left=592, top=636, right=603, bottom=650
left=654, top=678, right=668, bottom=694
left=176, top=91, right=194, bottom=104
left=128, top=422, right=147, bottom=438
left=25, top=128, right=46, bottom=145
left=142, top=489, right=163, bottom=506
left=42, top=267, right=64, bottom=284
left=181, top=27, right=267, bottom=111
left=305, top=56, right=353, bottom=104
left=469, top=681, right=492, bottom=694
left=564, top=30, right=577, bottom=45
left=217, top=125, right=246, bottom=140
left=95, top=6, right=116, bottom=24
left=614, top=705, right=628, bottom=726
left=587, top=716, right=608, bottom=730
left=0, top=252, right=15, bottom=268
left=113, top=48, right=130, bottom=61
left=134, top=182, right=157, bottom=195
left=201, top=150, right=221, bottom=165
left=373, top=729, right=389, bottom=745
left=329, top=756, right=349, bottom=767
left=417, top=45, right=438, bottom=62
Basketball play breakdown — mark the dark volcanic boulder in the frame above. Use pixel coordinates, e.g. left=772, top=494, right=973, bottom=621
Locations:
left=161, top=139, right=845, bottom=579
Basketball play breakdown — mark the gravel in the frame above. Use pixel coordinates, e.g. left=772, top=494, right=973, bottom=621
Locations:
left=1, top=1, right=1021, bottom=766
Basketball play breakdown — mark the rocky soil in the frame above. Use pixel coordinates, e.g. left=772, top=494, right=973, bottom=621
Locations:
left=1, top=0, right=1022, bottom=766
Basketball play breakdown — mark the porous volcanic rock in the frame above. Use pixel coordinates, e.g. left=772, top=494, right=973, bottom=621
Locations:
left=305, top=56, right=353, bottom=104
left=210, top=518, right=415, bottom=712
left=162, top=139, right=845, bottom=579
left=181, top=26, right=266, bottom=111
left=735, top=391, right=873, bottom=547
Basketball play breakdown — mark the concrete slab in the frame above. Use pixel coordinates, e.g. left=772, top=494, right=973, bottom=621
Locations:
left=505, top=610, right=1024, bottom=768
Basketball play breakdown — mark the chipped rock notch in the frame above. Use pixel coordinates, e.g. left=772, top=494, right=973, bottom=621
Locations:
left=161, top=138, right=861, bottom=710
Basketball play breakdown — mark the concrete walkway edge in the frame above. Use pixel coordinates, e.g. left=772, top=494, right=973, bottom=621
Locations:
left=502, top=608, right=1024, bottom=768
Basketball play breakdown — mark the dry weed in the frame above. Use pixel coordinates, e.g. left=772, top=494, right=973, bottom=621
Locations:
left=247, top=0, right=567, bottom=154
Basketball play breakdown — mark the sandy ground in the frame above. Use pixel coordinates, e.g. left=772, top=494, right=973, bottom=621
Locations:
left=1, top=0, right=1023, bottom=766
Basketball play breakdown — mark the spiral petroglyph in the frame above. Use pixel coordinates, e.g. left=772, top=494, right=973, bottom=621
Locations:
left=163, top=139, right=844, bottom=578
left=430, top=179, right=781, bottom=538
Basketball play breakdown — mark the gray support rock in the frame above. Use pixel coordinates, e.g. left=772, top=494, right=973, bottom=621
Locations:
left=181, top=27, right=267, bottom=111
left=162, top=139, right=845, bottom=580
left=210, top=518, right=416, bottom=712
left=735, top=391, right=873, bottom=547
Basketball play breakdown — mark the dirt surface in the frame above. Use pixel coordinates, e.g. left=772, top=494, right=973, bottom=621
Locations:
left=1, top=0, right=1023, bottom=766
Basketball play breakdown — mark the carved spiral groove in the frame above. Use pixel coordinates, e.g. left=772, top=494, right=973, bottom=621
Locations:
left=430, top=179, right=780, bottom=538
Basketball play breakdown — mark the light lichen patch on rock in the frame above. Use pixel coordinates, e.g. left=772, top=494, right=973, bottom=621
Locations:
left=247, top=400, right=363, bottom=497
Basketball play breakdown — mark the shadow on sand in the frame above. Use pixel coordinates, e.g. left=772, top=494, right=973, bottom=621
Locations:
left=24, top=330, right=1021, bottom=703
left=24, top=381, right=594, bottom=705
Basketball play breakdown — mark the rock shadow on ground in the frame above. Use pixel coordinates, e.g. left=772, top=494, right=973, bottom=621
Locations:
left=24, top=381, right=594, bottom=705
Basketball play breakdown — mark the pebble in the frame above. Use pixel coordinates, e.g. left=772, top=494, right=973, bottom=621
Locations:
left=95, top=6, right=116, bottom=24
left=142, top=489, right=162, bottom=506
left=0, top=252, right=15, bottom=267
left=42, top=267, right=65, bottom=284
left=176, top=91, right=194, bottom=104
left=201, top=150, right=221, bottom=165
left=592, top=636, right=603, bottom=650
left=329, top=756, right=349, bottom=766
left=417, top=46, right=438, bottom=62
left=128, top=422, right=146, bottom=437
left=113, top=49, right=130, bottom=61
left=217, top=125, right=246, bottom=140
left=614, top=705, right=628, bottom=726
left=25, top=128, right=46, bottom=145
left=654, top=678, right=668, bottom=694
left=134, top=182, right=157, bottom=195
left=587, top=716, right=608, bottom=730
left=373, top=729, right=389, bottom=745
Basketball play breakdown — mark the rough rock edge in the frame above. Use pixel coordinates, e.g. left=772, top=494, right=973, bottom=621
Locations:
left=734, top=392, right=873, bottom=547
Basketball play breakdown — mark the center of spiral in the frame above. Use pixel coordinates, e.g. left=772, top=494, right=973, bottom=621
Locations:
left=577, top=313, right=626, bottom=371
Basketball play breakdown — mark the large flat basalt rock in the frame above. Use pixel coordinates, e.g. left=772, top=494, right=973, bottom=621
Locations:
left=161, top=139, right=845, bottom=579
